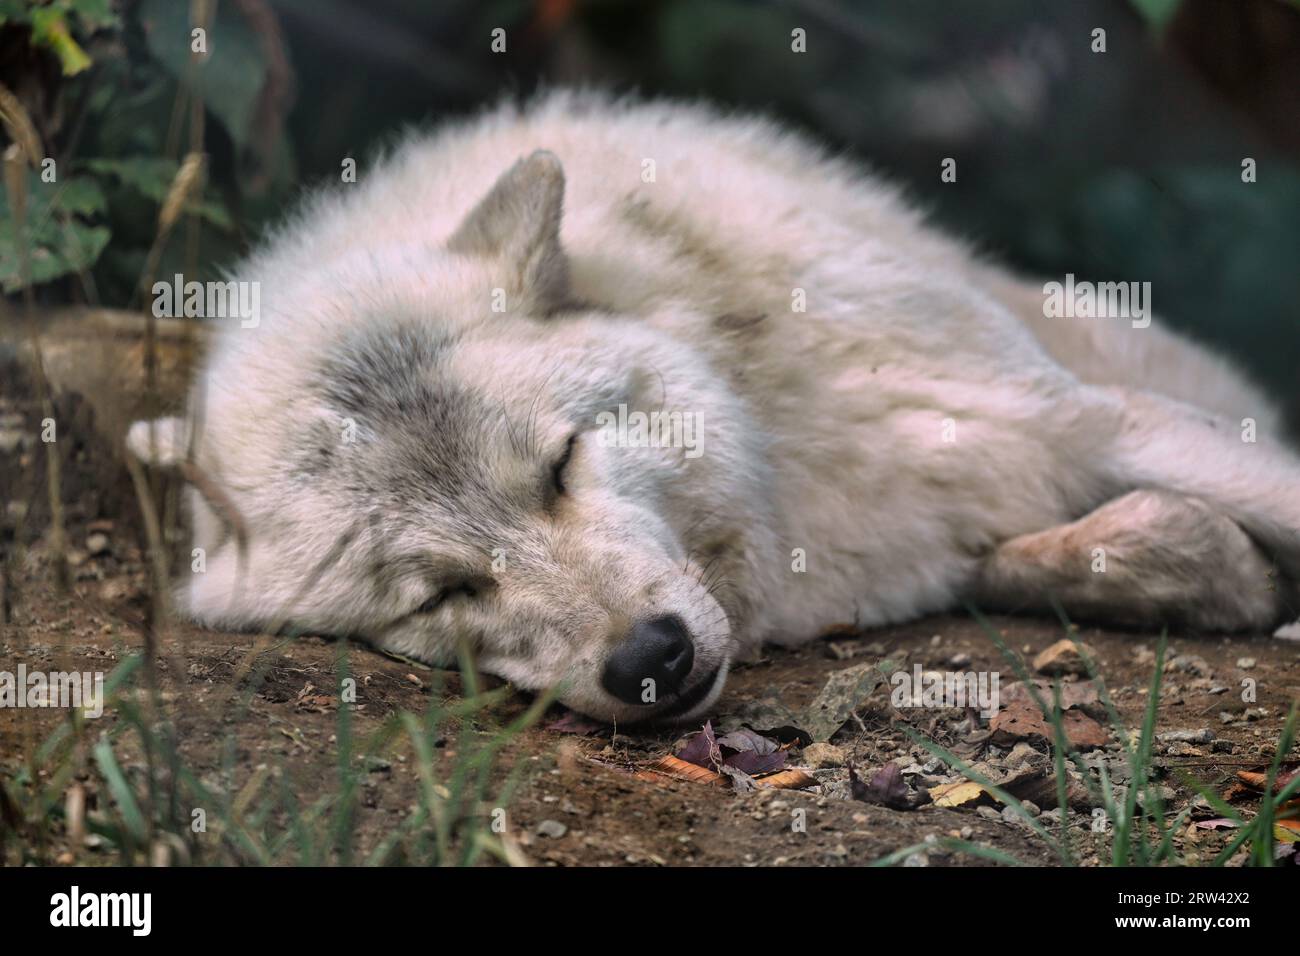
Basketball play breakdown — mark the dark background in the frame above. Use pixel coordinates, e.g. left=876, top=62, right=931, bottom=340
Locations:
left=3, top=0, right=1298, bottom=428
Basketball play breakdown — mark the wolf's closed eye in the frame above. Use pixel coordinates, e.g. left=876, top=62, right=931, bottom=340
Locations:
left=414, top=583, right=479, bottom=615
left=550, top=433, right=578, bottom=496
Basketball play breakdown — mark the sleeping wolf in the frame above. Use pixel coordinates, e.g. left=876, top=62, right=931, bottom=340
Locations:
left=129, top=92, right=1300, bottom=722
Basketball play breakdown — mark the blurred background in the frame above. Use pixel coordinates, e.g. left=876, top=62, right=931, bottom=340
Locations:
left=2, top=0, right=1298, bottom=430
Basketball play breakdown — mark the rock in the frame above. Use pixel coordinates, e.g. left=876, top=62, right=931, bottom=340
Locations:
left=1000, top=805, right=1030, bottom=826
left=1157, top=728, right=1214, bottom=744
left=1166, top=654, right=1212, bottom=678
left=1021, top=801, right=1042, bottom=817
left=1032, top=639, right=1093, bottom=677
left=801, top=742, right=847, bottom=769
left=85, top=532, right=111, bottom=556
left=0, top=428, right=29, bottom=454
left=1136, top=786, right=1177, bottom=807
left=1211, top=739, right=1235, bottom=754
left=1006, top=741, right=1049, bottom=769
left=535, top=819, right=567, bottom=839
left=1235, top=657, right=1256, bottom=669
left=975, top=806, right=1002, bottom=821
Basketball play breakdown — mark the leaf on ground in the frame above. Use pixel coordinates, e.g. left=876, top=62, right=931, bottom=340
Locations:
left=1235, top=766, right=1299, bottom=794
left=849, top=761, right=928, bottom=810
left=1274, top=821, right=1300, bottom=844
left=678, top=722, right=786, bottom=774
left=990, top=697, right=1108, bottom=750
left=930, top=780, right=987, bottom=808
left=677, top=721, right=722, bottom=768
left=719, top=764, right=757, bottom=793
left=637, top=755, right=728, bottom=787
left=927, top=767, right=1089, bottom=811
left=800, top=655, right=904, bottom=743
left=1193, top=818, right=1242, bottom=830
left=755, top=769, right=818, bottom=790
left=718, top=699, right=813, bottom=746
left=716, top=727, right=786, bottom=775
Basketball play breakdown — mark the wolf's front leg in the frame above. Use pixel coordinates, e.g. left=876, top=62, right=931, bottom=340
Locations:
left=974, top=490, right=1297, bottom=632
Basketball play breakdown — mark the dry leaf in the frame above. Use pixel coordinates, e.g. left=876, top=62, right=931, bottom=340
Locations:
left=990, top=698, right=1108, bottom=749
left=756, top=768, right=818, bottom=790
left=929, top=780, right=986, bottom=808
left=639, top=755, right=728, bottom=787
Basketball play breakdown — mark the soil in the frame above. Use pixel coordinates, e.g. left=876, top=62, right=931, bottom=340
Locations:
left=2, top=356, right=1298, bottom=868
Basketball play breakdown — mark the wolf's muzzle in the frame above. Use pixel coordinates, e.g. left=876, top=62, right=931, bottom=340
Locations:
left=600, top=614, right=695, bottom=705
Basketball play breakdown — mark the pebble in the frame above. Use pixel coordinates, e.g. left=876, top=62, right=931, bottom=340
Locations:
left=801, top=742, right=846, bottom=769
left=1032, top=639, right=1093, bottom=677
left=1157, top=728, right=1214, bottom=744
left=536, top=820, right=567, bottom=839
left=1235, top=657, right=1255, bottom=669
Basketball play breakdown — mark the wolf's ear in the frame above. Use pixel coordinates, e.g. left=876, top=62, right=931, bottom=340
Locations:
left=126, top=416, right=188, bottom=467
left=448, top=149, right=569, bottom=311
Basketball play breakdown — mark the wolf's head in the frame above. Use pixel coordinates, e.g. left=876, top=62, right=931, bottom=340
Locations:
left=129, top=151, right=774, bottom=723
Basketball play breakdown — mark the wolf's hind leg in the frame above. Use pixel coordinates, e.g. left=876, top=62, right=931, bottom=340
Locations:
left=973, top=490, right=1298, bottom=633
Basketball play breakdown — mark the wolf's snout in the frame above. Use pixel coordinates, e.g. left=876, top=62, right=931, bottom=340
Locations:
left=600, top=614, right=695, bottom=705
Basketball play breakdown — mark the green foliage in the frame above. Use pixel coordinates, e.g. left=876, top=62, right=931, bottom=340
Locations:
left=1, top=648, right=545, bottom=867
left=0, top=170, right=109, bottom=292
left=0, top=0, right=119, bottom=75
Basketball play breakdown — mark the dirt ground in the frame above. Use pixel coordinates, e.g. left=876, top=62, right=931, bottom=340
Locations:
left=2, top=359, right=1298, bottom=867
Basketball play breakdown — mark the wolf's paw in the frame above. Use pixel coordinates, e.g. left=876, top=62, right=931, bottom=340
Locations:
left=125, top=416, right=187, bottom=467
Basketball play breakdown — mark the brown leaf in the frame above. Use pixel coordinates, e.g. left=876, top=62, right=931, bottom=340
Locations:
left=929, top=780, right=988, bottom=808
left=1235, top=766, right=1299, bottom=794
left=990, top=697, right=1107, bottom=749
left=638, top=755, right=728, bottom=787
left=755, top=768, right=818, bottom=790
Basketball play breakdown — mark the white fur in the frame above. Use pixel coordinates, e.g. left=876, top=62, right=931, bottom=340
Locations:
left=133, top=91, right=1300, bottom=721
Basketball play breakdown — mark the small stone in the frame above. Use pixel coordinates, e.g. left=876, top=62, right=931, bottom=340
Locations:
left=1166, top=654, right=1212, bottom=678
left=1021, top=801, right=1041, bottom=817
left=1032, top=639, right=1093, bottom=677
left=1235, top=657, right=1255, bottom=669
left=1136, top=786, right=1177, bottom=806
left=801, top=742, right=847, bottom=769
left=0, top=429, right=29, bottom=454
left=975, top=806, right=1002, bottom=821
left=1158, top=729, right=1214, bottom=744
left=1211, top=739, right=1235, bottom=754
left=1006, top=742, right=1048, bottom=768
left=85, top=532, right=111, bottom=556
left=536, top=819, right=567, bottom=839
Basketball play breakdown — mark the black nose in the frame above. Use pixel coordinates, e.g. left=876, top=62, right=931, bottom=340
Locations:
left=601, top=615, right=695, bottom=705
